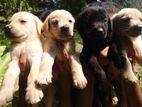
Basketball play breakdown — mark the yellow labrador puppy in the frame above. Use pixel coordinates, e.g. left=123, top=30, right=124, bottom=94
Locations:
left=0, top=11, right=43, bottom=106
left=111, top=8, right=142, bottom=83
left=36, top=9, right=87, bottom=89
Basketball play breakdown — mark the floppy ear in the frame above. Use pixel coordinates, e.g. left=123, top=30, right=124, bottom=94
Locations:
left=42, top=16, right=50, bottom=33
left=33, top=16, right=43, bottom=36
left=111, top=13, right=117, bottom=20
left=107, top=17, right=113, bottom=38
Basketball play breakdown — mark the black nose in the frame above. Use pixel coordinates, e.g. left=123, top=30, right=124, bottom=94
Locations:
left=4, top=26, right=11, bottom=34
left=131, top=25, right=142, bottom=34
left=61, top=26, right=69, bottom=33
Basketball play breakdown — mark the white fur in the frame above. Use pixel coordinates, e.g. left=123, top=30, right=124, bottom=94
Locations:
left=0, top=12, right=43, bottom=106
left=36, top=10, right=87, bottom=89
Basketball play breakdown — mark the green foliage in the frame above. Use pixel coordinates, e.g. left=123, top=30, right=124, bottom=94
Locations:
left=4, top=103, right=12, bottom=107
left=0, top=46, right=10, bottom=81
left=74, top=33, right=83, bottom=44
left=54, top=0, right=86, bottom=17
left=109, top=0, right=142, bottom=10
left=0, top=46, right=10, bottom=106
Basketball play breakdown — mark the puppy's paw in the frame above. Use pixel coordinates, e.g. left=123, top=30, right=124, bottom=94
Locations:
left=35, top=72, right=52, bottom=86
left=73, top=73, right=87, bottom=89
left=112, top=96, right=118, bottom=106
left=26, top=85, right=43, bottom=104
left=123, top=71, right=138, bottom=83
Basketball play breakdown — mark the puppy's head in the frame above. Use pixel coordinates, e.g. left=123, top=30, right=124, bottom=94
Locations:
left=75, top=3, right=112, bottom=43
left=5, top=11, right=43, bottom=42
left=112, top=8, right=142, bottom=37
left=42, top=9, right=75, bottom=40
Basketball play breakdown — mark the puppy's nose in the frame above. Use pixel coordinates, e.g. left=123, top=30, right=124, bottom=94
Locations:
left=97, top=27, right=104, bottom=34
left=133, top=24, right=142, bottom=31
left=97, top=27, right=104, bottom=32
left=61, top=26, right=69, bottom=33
left=4, top=26, right=11, bottom=33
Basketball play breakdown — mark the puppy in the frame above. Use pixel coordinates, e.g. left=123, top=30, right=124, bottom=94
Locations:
left=0, top=11, right=43, bottom=106
left=110, top=8, right=142, bottom=83
left=75, top=2, right=118, bottom=107
left=36, top=9, right=87, bottom=90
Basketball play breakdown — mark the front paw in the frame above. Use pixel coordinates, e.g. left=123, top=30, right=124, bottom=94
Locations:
left=26, top=85, right=43, bottom=104
left=73, top=73, right=87, bottom=89
left=35, top=72, right=52, bottom=86
left=112, top=96, right=118, bottom=106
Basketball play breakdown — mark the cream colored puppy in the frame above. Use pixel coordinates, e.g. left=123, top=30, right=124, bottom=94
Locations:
left=36, top=9, right=87, bottom=89
left=112, top=8, right=142, bottom=83
left=0, top=11, right=43, bottom=106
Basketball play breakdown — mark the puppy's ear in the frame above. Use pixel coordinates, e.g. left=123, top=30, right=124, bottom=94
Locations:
left=33, top=16, right=43, bottom=36
left=111, top=13, right=118, bottom=22
left=42, top=16, right=50, bottom=33
left=107, top=17, right=113, bottom=38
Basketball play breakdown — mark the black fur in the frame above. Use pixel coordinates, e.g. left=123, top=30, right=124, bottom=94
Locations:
left=75, top=2, right=116, bottom=107
left=75, top=3, right=112, bottom=56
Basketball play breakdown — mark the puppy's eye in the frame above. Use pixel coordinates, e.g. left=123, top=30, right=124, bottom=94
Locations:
left=122, top=17, right=130, bottom=21
left=69, top=20, right=72, bottom=23
left=104, top=18, right=108, bottom=23
left=52, top=20, right=58, bottom=26
left=20, top=20, right=26, bottom=23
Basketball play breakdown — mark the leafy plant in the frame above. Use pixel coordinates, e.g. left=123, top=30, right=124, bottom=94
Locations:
left=0, top=46, right=10, bottom=84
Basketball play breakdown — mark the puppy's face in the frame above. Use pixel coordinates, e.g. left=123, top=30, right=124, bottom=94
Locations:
left=76, top=5, right=112, bottom=42
left=43, top=10, right=75, bottom=40
left=112, top=8, right=142, bottom=37
left=5, top=12, right=43, bottom=42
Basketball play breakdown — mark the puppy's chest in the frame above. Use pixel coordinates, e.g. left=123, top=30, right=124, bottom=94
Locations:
left=127, top=37, right=142, bottom=61
left=56, top=43, right=70, bottom=61
left=11, top=41, right=42, bottom=60
left=56, top=49, right=69, bottom=62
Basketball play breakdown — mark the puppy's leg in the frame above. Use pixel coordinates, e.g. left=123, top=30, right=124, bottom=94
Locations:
left=111, top=86, right=118, bottom=106
left=69, top=54, right=87, bottom=89
left=36, top=51, right=55, bottom=86
left=36, top=40, right=57, bottom=86
left=0, top=60, right=20, bottom=107
left=75, top=70, right=95, bottom=107
left=26, top=57, right=43, bottom=104
left=121, top=50, right=138, bottom=83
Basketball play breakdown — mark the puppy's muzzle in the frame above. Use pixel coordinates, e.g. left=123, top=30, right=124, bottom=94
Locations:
left=4, top=26, right=12, bottom=38
left=59, top=25, right=73, bottom=39
left=5, top=26, right=11, bottom=34
left=129, top=24, right=142, bottom=36
left=97, top=27, right=104, bottom=34
left=89, top=26, right=105, bottom=38
left=61, top=26, right=69, bottom=34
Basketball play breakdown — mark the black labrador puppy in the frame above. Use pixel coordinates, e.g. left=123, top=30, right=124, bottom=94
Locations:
left=75, top=2, right=119, bottom=107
